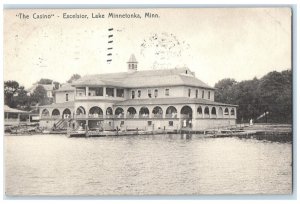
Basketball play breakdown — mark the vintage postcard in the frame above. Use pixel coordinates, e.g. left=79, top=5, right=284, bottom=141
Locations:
left=3, top=7, right=292, bottom=196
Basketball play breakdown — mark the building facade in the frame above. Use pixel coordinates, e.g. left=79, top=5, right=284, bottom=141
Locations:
left=39, top=55, right=237, bottom=131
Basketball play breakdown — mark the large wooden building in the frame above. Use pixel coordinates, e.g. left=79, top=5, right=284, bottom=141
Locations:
left=39, top=55, right=237, bottom=131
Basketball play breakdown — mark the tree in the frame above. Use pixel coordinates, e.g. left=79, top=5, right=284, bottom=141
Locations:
left=214, top=78, right=237, bottom=104
left=31, top=85, right=50, bottom=106
left=37, top=78, right=60, bottom=89
left=38, top=78, right=53, bottom=84
left=67, top=74, right=81, bottom=83
left=258, top=70, right=292, bottom=123
left=214, top=70, right=292, bottom=123
left=4, top=80, right=25, bottom=107
left=13, top=88, right=31, bottom=110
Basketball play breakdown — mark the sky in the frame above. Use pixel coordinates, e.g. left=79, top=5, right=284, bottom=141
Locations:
left=4, top=8, right=291, bottom=89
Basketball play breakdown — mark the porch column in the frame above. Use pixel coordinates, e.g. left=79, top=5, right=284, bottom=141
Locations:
left=85, top=86, right=89, bottom=96
left=103, top=86, right=106, bottom=97
left=114, top=88, right=117, bottom=98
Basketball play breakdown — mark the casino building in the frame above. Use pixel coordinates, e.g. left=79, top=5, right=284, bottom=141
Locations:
left=39, top=55, right=237, bottom=131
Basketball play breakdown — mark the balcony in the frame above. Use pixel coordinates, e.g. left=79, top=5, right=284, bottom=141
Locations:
left=105, top=115, right=114, bottom=119
left=139, top=114, right=149, bottom=119
left=181, top=114, right=192, bottom=119
left=152, top=114, right=163, bottom=118
left=126, top=114, right=137, bottom=119
left=165, top=114, right=178, bottom=119
left=75, top=95, right=125, bottom=101
left=115, top=114, right=125, bottom=119
left=75, top=114, right=104, bottom=119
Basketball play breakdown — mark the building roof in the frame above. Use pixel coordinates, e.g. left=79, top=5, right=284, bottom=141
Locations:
left=54, top=83, right=75, bottom=92
left=27, top=83, right=54, bottom=92
left=128, top=54, right=137, bottom=63
left=39, top=101, right=75, bottom=108
left=114, top=97, right=238, bottom=107
left=72, top=68, right=214, bottom=89
left=4, top=105, right=28, bottom=113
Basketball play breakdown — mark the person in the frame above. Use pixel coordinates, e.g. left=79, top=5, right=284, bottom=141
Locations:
left=189, top=120, right=192, bottom=128
left=183, top=120, right=186, bottom=127
left=250, top=119, right=253, bottom=126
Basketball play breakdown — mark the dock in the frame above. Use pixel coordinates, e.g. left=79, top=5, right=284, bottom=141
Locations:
left=6, top=123, right=292, bottom=142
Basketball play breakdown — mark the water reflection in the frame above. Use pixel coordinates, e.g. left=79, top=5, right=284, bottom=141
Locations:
left=5, top=134, right=292, bottom=196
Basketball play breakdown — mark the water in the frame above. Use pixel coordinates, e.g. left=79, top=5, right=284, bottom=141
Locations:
left=4, top=134, right=292, bottom=196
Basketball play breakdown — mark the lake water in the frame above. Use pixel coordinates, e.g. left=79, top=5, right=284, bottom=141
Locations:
left=4, top=134, right=292, bottom=196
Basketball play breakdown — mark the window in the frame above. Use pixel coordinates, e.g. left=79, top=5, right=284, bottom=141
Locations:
left=165, top=88, right=169, bottom=96
left=131, top=90, right=135, bottom=99
left=148, top=89, right=152, bottom=98
left=120, top=121, right=124, bottom=126
left=89, top=87, right=103, bottom=96
left=106, top=87, right=114, bottom=97
left=188, top=89, right=191, bottom=97
left=137, top=90, right=141, bottom=98
left=148, top=121, right=152, bottom=126
left=224, top=108, right=229, bottom=115
left=208, top=91, right=211, bottom=99
left=116, top=89, right=124, bottom=97
left=202, top=90, right=204, bottom=98
left=231, top=108, right=235, bottom=115
left=66, top=93, right=69, bottom=101
left=76, top=87, right=86, bottom=96
left=169, top=121, right=173, bottom=126
left=154, top=89, right=158, bottom=98
left=196, top=89, right=198, bottom=98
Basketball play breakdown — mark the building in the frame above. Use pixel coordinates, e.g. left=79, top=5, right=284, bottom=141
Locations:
left=39, top=55, right=237, bottom=131
left=27, top=83, right=56, bottom=98
left=4, top=105, right=39, bottom=126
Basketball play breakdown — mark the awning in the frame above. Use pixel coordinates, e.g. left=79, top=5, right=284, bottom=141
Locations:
left=4, top=105, right=28, bottom=113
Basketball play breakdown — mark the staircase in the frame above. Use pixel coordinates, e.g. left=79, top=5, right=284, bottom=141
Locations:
left=54, top=118, right=73, bottom=130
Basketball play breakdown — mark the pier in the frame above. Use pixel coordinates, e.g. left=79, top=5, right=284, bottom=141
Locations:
left=5, top=123, right=292, bottom=142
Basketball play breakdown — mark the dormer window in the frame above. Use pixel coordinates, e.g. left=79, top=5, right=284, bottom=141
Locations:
left=148, top=89, right=152, bottom=98
left=154, top=89, right=158, bottom=98
left=165, top=89, right=169, bottom=96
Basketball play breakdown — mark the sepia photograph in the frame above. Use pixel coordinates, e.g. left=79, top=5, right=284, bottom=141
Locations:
left=3, top=7, right=293, bottom=197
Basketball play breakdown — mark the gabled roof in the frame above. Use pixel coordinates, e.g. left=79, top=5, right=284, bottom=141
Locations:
left=4, top=105, right=28, bottom=113
left=27, top=84, right=54, bottom=92
left=114, top=97, right=238, bottom=107
left=72, top=68, right=214, bottom=89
